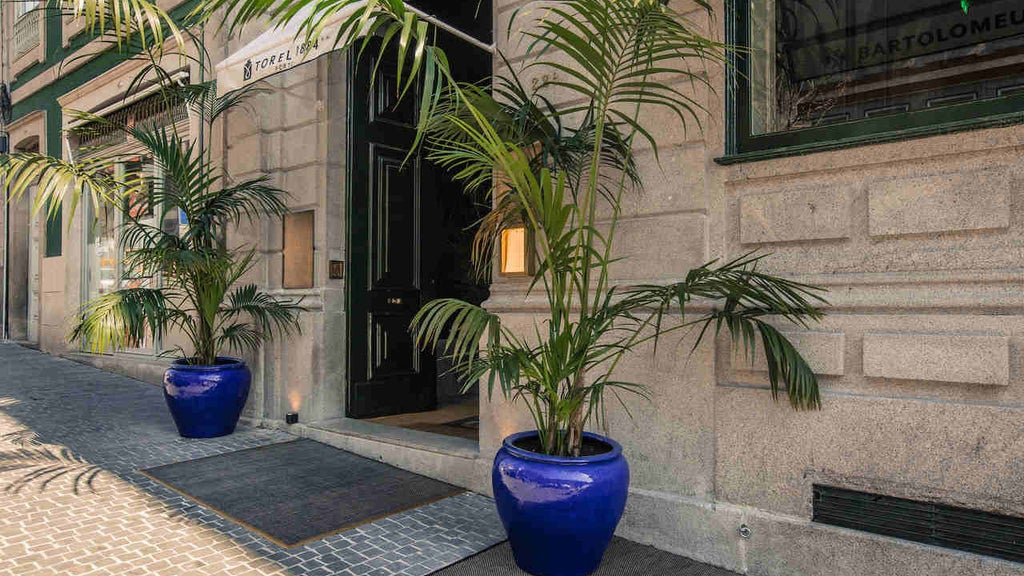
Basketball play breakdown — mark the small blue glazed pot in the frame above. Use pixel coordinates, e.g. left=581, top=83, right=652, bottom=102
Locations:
left=492, top=431, right=630, bottom=576
left=163, top=358, right=251, bottom=438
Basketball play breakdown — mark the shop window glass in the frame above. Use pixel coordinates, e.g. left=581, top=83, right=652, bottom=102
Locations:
left=44, top=201, right=61, bottom=258
left=731, top=1, right=1024, bottom=157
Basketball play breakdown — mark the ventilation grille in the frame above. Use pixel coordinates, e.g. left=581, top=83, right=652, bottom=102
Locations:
left=813, top=485, right=1024, bottom=564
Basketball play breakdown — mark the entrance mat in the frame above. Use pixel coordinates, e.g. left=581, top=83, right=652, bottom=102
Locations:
left=141, top=439, right=464, bottom=548
left=430, top=537, right=740, bottom=576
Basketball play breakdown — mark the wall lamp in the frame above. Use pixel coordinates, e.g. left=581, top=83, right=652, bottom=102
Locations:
left=500, top=226, right=532, bottom=276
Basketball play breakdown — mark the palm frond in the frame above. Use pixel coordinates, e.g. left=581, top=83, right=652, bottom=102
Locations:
left=618, top=253, right=828, bottom=409
left=411, top=298, right=500, bottom=370
left=172, top=79, right=270, bottom=126
left=515, top=0, right=724, bottom=152
left=54, top=0, right=185, bottom=55
left=221, top=284, right=303, bottom=339
left=0, top=153, right=126, bottom=219
left=70, top=288, right=183, bottom=354
left=192, top=176, right=290, bottom=229
left=11, top=50, right=299, bottom=365
left=217, top=322, right=265, bottom=354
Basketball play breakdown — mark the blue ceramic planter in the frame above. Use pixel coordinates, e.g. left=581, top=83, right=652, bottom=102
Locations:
left=163, top=358, right=251, bottom=438
left=492, top=431, right=630, bottom=576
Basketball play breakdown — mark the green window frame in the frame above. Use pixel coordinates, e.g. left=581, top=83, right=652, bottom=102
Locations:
left=720, top=0, right=1024, bottom=164
left=44, top=201, right=62, bottom=258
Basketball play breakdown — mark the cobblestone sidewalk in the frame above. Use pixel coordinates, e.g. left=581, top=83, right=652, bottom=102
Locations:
left=0, top=344, right=505, bottom=576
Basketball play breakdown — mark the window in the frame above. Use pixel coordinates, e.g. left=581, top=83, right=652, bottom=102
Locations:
left=82, top=158, right=175, bottom=354
left=15, top=0, right=39, bottom=19
left=44, top=200, right=61, bottom=257
left=12, top=0, right=41, bottom=60
left=84, top=187, right=118, bottom=298
left=74, top=92, right=188, bottom=355
left=726, top=0, right=1024, bottom=160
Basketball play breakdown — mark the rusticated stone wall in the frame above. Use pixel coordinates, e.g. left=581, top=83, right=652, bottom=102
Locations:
left=485, top=1, right=1024, bottom=575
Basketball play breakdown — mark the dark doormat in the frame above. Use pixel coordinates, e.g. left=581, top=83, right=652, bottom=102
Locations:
left=429, top=537, right=740, bottom=575
left=141, top=439, right=464, bottom=548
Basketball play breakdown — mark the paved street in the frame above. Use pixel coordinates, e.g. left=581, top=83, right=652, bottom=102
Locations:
left=0, top=344, right=504, bottom=576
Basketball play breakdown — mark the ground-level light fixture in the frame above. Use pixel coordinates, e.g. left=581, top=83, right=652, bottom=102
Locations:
left=285, top=412, right=299, bottom=425
left=500, top=226, right=531, bottom=276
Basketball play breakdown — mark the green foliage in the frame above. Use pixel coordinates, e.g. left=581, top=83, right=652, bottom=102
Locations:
left=183, top=0, right=828, bottom=456
left=1, top=59, right=301, bottom=365
left=51, top=0, right=184, bottom=55
left=67, top=0, right=827, bottom=454
left=413, top=0, right=828, bottom=456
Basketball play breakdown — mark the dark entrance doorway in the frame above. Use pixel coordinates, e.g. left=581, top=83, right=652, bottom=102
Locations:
left=346, top=25, right=492, bottom=422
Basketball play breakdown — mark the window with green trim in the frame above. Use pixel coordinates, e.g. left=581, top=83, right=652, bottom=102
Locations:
left=726, top=0, right=1024, bottom=160
left=44, top=201, right=62, bottom=258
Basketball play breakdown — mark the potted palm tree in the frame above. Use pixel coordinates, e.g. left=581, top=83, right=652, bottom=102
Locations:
left=408, top=4, right=825, bottom=575
left=1, top=63, right=301, bottom=438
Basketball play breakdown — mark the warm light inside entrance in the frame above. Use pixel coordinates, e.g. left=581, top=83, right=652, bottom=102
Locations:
left=500, top=227, right=528, bottom=275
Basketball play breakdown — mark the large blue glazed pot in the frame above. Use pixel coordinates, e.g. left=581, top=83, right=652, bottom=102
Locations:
left=492, top=431, right=630, bottom=576
left=163, top=358, right=251, bottom=438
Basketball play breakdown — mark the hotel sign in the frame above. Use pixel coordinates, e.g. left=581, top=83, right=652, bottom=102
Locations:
left=780, top=0, right=1024, bottom=81
left=218, top=28, right=339, bottom=94
left=242, top=37, right=323, bottom=83
left=214, top=2, right=366, bottom=95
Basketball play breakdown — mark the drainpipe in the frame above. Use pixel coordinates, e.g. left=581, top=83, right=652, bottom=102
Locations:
left=1, top=2, right=10, bottom=342
left=2, top=156, right=8, bottom=343
left=2, top=153, right=8, bottom=343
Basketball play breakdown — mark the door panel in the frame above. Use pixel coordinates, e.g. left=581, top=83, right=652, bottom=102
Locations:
left=371, top=149, right=418, bottom=288
left=371, top=314, right=417, bottom=376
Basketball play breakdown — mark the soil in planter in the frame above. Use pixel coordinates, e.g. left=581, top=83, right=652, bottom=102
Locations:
left=513, top=435, right=613, bottom=457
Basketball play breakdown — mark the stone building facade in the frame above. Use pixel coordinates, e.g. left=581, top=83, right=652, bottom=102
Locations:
left=2, top=1, right=1023, bottom=575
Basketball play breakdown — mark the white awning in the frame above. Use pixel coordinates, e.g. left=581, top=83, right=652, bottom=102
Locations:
left=215, top=2, right=493, bottom=96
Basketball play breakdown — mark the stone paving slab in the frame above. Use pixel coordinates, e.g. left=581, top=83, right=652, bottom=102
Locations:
left=0, top=344, right=505, bottom=575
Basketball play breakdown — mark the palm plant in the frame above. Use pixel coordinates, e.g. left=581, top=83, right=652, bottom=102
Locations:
left=42, top=0, right=827, bottom=456
left=412, top=1, right=827, bottom=457
left=0, top=56, right=301, bottom=364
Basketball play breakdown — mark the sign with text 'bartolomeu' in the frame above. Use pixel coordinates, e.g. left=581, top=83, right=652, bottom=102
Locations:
left=779, top=0, right=1024, bottom=82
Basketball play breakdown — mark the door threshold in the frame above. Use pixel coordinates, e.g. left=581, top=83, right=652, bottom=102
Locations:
left=306, top=417, right=480, bottom=460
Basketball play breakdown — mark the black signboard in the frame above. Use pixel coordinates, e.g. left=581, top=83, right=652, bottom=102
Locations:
left=779, top=0, right=1024, bottom=82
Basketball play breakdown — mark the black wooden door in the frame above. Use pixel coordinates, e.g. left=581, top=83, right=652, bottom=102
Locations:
left=346, top=33, right=491, bottom=419
left=347, top=40, right=432, bottom=418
